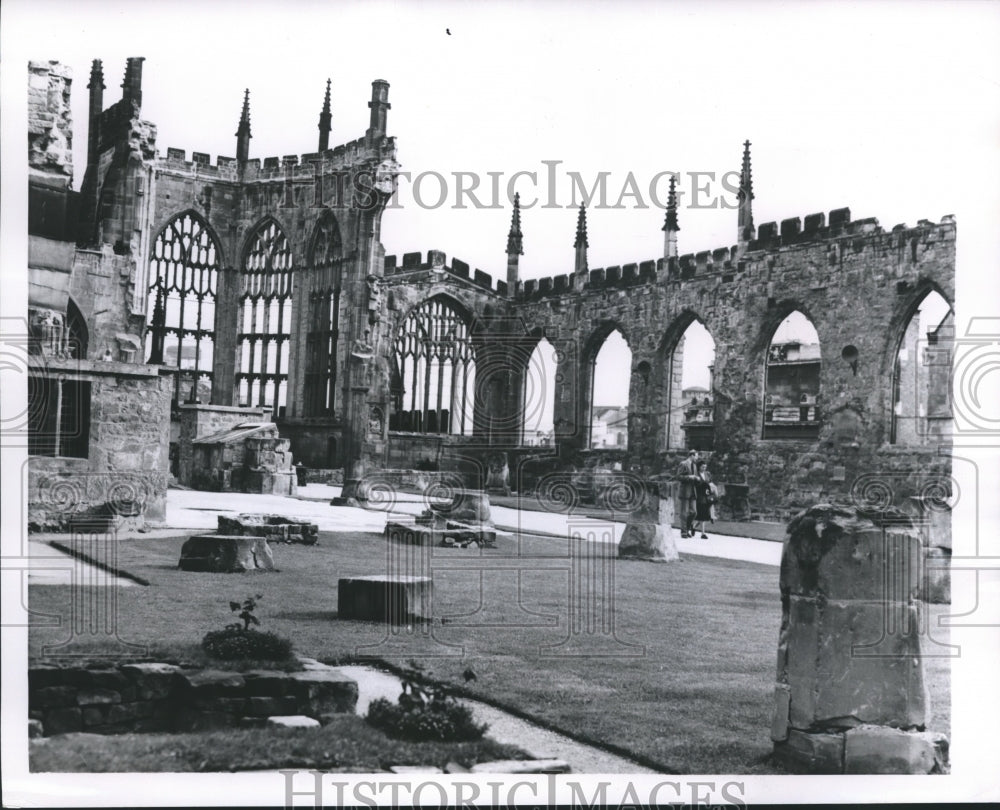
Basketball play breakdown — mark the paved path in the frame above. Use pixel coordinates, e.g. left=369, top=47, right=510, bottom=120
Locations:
left=338, top=665, right=656, bottom=773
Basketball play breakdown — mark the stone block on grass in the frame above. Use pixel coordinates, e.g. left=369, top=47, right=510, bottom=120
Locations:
left=289, top=670, right=359, bottom=715
left=843, top=725, right=949, bottom=774
left=178, top=535, right=275, bottom=572
left=338, top=575, right=432, bottom=624
left=618, top=481, right=679, bottom=563
left=217, top=513, right=319, bottom=545
left=772, top=729, right=844, bottom=774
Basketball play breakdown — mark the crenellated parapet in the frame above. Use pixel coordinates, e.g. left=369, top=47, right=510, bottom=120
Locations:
left=383, top=250, right=507, bottom=296
left=506, top=210, right=955, bottom=306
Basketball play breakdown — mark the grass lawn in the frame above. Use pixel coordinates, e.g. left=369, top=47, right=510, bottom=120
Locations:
left=29, top=714, right=529, bottom=772
left=28, top=528, right=950, bottom=774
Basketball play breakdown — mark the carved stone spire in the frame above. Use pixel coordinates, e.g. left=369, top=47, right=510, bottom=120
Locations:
left=318, top=79, right=332, bottom=151
left=87, top=60, right=105, bottom=166
left=506, top=192, right=523, bottom=256
left=121, top=57, right=144, bottom=111
left=574, top=204, right=588, bottom=275
left=506, top=192, right=523, bottom=297
left=236, top=89, right=252, bottom=164
left=738, top=139, right=755, bottom=246
left=662, top=174, right=680, bottom=259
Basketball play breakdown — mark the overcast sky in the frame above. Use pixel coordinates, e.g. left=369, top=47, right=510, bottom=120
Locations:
left=2, top=3, right=1000, bottom=803
left=6, top=0, right=993, bottom=410
left=4, top=0, right=998, bottom=277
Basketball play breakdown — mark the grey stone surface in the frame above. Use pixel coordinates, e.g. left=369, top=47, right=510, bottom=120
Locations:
left=772, top=503, right=943, bottom=773
left=218, top=513, right=318, bottom=545
left=338, top=575, right=433, bottom=623
left=843, top=725, right=948, bottom=774
left=772, top=729, right=845, bottom=774
left=289, top=670, right=359, bottom=715
left=618, top=481, right=680, bottom=562
left=178, top=534, right=275, bottom=572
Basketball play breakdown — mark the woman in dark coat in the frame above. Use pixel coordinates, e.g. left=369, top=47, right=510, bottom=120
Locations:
left=693, top=461, right=717, bottom=539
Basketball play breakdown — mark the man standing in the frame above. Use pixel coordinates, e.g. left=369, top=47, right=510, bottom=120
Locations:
left=677, top=449, right=699, bottom=538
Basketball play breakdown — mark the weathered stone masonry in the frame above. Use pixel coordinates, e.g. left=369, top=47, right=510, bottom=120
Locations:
left=26, top=58, right=954, bottom=526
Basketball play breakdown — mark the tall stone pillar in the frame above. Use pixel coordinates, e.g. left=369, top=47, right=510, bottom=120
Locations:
left=336, top=199, right=393, bottom=504
left=771, top=504, right=948, bottom=774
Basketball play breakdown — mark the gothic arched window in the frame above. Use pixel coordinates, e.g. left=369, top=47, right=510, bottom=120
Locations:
left=237, top=219, right=294, bottom=411
left=304, top=212, right=344, bottom=416
left=145, top=212, right=219, bottom=405
left=389, top=296, right=476, bottom=435
left=763, top=311, right=821, bottom=439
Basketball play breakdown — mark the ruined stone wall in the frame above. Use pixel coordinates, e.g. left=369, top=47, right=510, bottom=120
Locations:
left=27, top=62, right=171, bottom=529
left=148, top=136, right=398, bottom=416
left=27, top=360, right=170, bottom=529
left=508, top=211, right=955, bottom=515
left=175, top=404, right=269, bottom=486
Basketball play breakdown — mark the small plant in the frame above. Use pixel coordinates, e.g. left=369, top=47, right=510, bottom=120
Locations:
left=228, top=595, right=262, bottom=631
left=365, top=660, right=487, bottom=742
left=201, top=594, right=293, bottom=661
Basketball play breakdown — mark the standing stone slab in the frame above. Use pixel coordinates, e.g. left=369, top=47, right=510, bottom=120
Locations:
left=771, top=504, right=946, bottom=774
left=618, top=481, right=679, bottom=562
left=178, top=535, right=275, bottom=572
left=338, top=575, right=432, bottom=624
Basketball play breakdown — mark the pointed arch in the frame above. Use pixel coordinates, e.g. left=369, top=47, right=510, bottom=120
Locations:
left=762, top=309, right=822, bottom=439
left=889, top=286, right=953, bottom=444
left=145, top=210, right=221, bottom=405
left=585, top=323, right=631, bottom=449
left=389, top=294, right=476, bottom=435
left=521, top=334, right=558, bottom=446
left=304, top=210, right=345, bottom=415
left=66, top=297, right=88, bottom=360
left=236, top=217, right=295, bottom=411
left=660, top=311, right=716, bottom=450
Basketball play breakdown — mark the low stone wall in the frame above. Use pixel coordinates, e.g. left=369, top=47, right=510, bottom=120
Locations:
left=303, top=467, right=343, bottom=485
left=28, top=660, right=357, bottom=736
